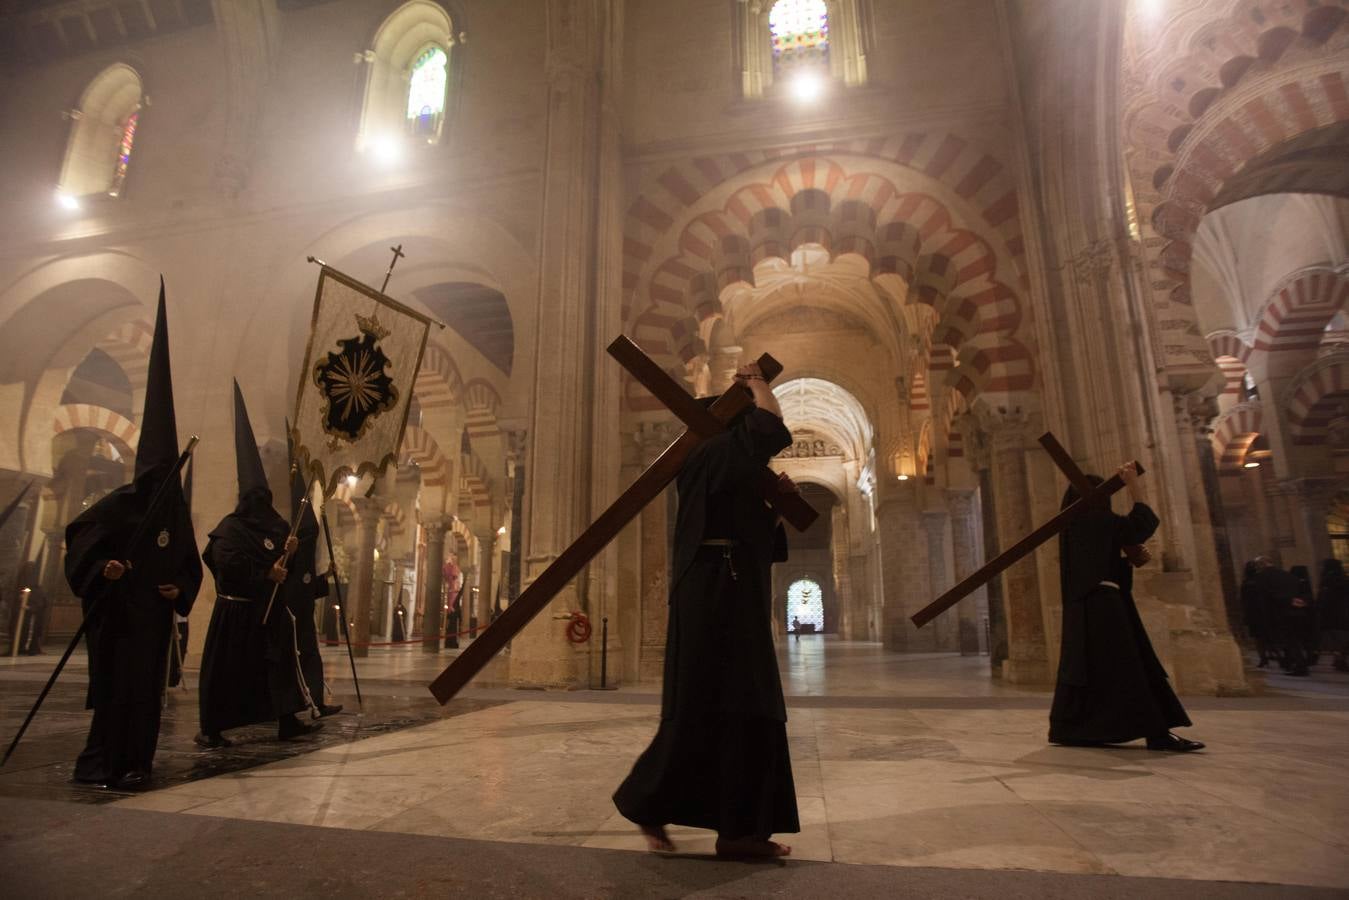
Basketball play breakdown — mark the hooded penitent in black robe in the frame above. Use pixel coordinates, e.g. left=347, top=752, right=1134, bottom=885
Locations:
left=67, top=468, right=202, bottom=782
left=1049, top=483, right=1191, bottom=744
left=614, top=405, right=799, bottom=840
left=199, top=488, right=311, bottom=733
left=286, top=425, right=331, bottom=705
left=67, top=282, right=203, bottom=784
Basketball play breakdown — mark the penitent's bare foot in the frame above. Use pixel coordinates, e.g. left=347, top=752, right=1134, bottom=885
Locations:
left=714, top=837, right=792, bottom=858
left=640, top=825, right=676, bottom=853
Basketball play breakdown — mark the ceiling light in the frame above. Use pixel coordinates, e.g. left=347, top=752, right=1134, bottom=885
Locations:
left=497, top=525, right=507, bottom=535
left=897, top=474, right=909, bottom=481
left=346, top=474, right=359, bottom=487
left=789, top=71, right=825, bottom=104
left=1243, top=461, right=1260, bottom=469
left=56, top=191, right=79, bottom=211
left=370, top=134, right=402, bottom=166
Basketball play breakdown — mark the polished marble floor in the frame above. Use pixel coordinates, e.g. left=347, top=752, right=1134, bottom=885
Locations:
left=4, top=638, right=1337, bottom=890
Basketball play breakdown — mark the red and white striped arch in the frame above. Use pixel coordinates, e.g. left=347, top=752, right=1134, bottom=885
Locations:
left=94, top=320, right=153, bottom=416
left=402, top=425, right=449, bottom=488
left=462, top=379, right=502, bottom=442
left=414, top=343, right=463, bottom=412
left=459, top=451, right=490, bottom=513
left=1207, top=330, right=1251, bottom=398
left=1252, top=266, right=1349, bottom=356
left=1287, top=353, right=1349, bottom=445
left=52, top=403, right=140, bottom=460
left=1210, top=401, right=1264, bottom=473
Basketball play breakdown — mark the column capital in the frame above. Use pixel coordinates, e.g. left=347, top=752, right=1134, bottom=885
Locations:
left=634, top=419, right=680, bottom=466
left=972, top=395, right=1041, bottom=444
left=420, top=517, right=451, bottom=540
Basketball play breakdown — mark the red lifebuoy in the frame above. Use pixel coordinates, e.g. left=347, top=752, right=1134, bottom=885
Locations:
left=566, top=611, right=592, bottom=643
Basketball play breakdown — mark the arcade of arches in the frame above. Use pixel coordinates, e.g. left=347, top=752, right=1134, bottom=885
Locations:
left=1, top=0, right=1347, bottom=704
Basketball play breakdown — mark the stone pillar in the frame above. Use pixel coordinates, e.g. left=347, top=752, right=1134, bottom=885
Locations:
left=830, top=502, right=852, bottom=637
left=875, top=478, right=930, bottom=651
left=710, top=343, right=744, bottom=395
left=979, top=405, right=1050, bottom=685
left=947, top=488, right=986, bottom=655
left=348, top=498, right=379, bottom=659
left=923, top=503, right=956, bottom=651
left=474, top=531, right=495, bottom=639
left=636, top=421, right=675, bottom=680
left=510, top=1, right=614, bottom=688
left=420, top=519, right=447, bottom=653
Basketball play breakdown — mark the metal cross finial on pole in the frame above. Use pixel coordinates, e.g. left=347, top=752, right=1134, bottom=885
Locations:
left=380, top=244, right=405, bottom=294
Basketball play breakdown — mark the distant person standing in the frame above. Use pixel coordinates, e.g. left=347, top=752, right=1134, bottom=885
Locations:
left=1257, top=559, right=1309, bottom=677
left=1049, top=462, right=1202, bottom=752
left=1240, top=560, right=1275, bottom=668
left=1318, top=558, right=1349, bottom=672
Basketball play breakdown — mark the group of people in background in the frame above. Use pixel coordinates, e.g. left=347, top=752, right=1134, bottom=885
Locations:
left=1240, top=556, right=1349, bottom=676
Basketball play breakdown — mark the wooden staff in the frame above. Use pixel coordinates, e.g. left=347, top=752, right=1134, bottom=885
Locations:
left=262, top=497, right=311, bottom=625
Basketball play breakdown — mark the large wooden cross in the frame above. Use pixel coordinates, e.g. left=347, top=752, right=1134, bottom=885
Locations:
left=910, top=432, right=1145, bottom=628
left=428, top=336, right=819, bottom=703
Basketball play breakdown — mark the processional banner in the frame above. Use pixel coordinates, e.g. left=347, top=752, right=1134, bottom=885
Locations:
left=291, top=265, right=431, bottom=496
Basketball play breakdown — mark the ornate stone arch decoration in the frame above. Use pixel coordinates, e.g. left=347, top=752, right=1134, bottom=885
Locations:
left=356, top=0, right=466, bottom=151
left=458, top=450, right=491, bottom=518
left=413, top=342, right=464, bottom=412
left=1210, top=400, right=1264, bottom=472
left=52, top=404, right=140, bottom=462
left=58, top=62, right=144, bottom=199
left=462, top=379, right=502, bottom=442
left=93, top=319, right=154, bottom=419
left=1252, top=264, right=1349, bottom=357
left=623, top=145, right=1032, bottom=411
left=734, top=0, right=870, bottom=99
left=1122, top=2, right=1349, bottom=379
left=1285, top=347, right=1349, bottom=446
left=1207, top=329, right=1252, bottom=400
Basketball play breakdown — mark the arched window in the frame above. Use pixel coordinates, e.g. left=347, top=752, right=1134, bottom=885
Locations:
left=357, top=1, right=461, bottom=153
left=736, top=0, right=867, bottom=100
left=787, top=578, right=825, bottom=633
left=57, top=63, right=144, bottom=199
left=406, top=46, right=448, bottom=139
left=769, top=0, right=829, bottom=77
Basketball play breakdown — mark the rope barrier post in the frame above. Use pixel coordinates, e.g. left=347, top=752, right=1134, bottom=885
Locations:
left=600, top=616, right=608, bottom=689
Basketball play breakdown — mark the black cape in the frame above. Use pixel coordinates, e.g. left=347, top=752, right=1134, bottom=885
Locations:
left=198, top=498, right=309, bottom=733
left=1049, top=500, right=1191, bottom=743
left=64, top=468, right=202, bottom=780
left=614, top=407, right=799, bottom=839
left=283, top=516, right=329, bottom=707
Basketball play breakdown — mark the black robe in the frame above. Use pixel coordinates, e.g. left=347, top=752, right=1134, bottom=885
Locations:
left=198, top=501, right=308, bottom=734
left=614, top=407, right=799, bottom=839
left=1050, top=500, right=1191, bottom=744
left=65, top=472, right=202, bottom=781
left=284, top=524, right=329, bottom=707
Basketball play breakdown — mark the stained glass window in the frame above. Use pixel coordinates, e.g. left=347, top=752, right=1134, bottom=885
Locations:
left=407, top=46, right=448, bottom=139
left=787, top=578, right=825, bottom=633
left=769, top=0, right=829, bottom=76
left=108, top=110, right=138, bottom=197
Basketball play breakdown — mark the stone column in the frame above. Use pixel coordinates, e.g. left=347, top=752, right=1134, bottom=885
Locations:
left=474, top=531, right=496, bottom=639
left=1279, top=478, right=1336, bottom=580
left=875, top=478, right=930, bottom=651
left=348, top=498, right=379, bottom=659
left=636, top=421, right=676, bottom=680
left=947, top=488, right=986, bottom=655
left=510, top=2, right=613, bottom=687
left=923, top=503, right=956, bottom=651
left=978, top=404, right=1050, bottom=685
left=420, top=519, right=447, bottom=653
left=830, top=502, right=852, bottom=637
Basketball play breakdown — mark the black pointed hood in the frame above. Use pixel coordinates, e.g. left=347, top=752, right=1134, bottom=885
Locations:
left=135, top=278, right=180, bottom=481
left=233, top=380, right=270, bottom=501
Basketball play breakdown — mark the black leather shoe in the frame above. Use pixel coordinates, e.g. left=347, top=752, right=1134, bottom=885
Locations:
left=278, top=716, right=323, bottom=741
left=114, top=770, right=151, bottom=790
left=315, top=704, right=344, bottom=718
left=194, top=732, right=232, bottom=749
left=1146, top=733, right=1205, bottom=752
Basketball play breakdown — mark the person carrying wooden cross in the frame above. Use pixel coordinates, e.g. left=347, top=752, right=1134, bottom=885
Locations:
left=613, top=360, right=800, bottom=858
left=1050, top=461, right=1204, bottom=752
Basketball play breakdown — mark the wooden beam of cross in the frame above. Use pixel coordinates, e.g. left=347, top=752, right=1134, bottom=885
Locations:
left=427, top=336, right=819, bottom=704
left=910, top=432, right=1144, bottom=628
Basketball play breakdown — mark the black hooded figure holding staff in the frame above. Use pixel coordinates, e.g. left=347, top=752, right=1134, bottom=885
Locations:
left=64, top=285, right=203, bottom=789
left=195, top=383, right=320, bottom=747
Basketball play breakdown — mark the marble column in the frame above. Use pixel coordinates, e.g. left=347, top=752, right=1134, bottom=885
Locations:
left=420, top=519, right=447, bottom=653
left=979, top=405, right=1050, bottom=685
left=947, top=489, right=986, bottom=655
left=348, top=498, right=379, bottom=659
